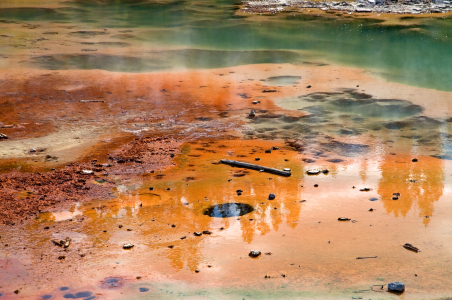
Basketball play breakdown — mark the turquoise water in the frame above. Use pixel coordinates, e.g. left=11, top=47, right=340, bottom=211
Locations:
left=1, top=1, right=452, bottom=88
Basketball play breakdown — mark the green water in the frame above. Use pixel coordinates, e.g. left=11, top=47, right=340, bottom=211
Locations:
left=1, top=0, right=451, bottom=91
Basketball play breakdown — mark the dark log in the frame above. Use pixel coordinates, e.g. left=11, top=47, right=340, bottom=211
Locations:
left=220, top=159, right=291, bottom=177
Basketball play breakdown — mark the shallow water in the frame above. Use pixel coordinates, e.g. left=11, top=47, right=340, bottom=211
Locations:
left=1, top=0, right=452, bottom=90
left=2, top=0, right=452, bottom=299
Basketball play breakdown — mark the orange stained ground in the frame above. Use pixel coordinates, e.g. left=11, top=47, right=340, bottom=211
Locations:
left=2, top=139, right=452, bottom=299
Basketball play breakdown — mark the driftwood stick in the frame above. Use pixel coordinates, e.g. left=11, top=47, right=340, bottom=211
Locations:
left=220, top=159, right=291, bottom=177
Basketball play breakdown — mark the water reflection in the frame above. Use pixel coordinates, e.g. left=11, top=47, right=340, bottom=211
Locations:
left=378, top=155, right=444, bottom=226
left=203, top=203, right=254, bottom=218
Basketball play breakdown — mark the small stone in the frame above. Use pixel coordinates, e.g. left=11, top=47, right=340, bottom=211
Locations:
left=0, top=133, right=8, bottom=140
left=255, top=157, right=260, bottom=161
left=123, top=243, right=134, bottom=249
left=252, top=101, right=258, bottom=104
left=180, top=236, right=186, bottom=239
left=195, top=270, right=200, bottom=273
left=14, top=290, right=19, bottom=294
left=118, top=225, right=123, bottom=228
left=392, top=197, right=399, bottom=200
left=307, top=85, right=312, bottom=88
left=168, top=245, right=174, bottom=249
left=136, top=276, right=141, bottom=279
left=388, top=281, right=405, bottom=293
left=202, top=230, right=212, bottom=235
left=249, top=250, right=261, bottom=258
left=369, top=208, right=374, bottom=212
left=314, top=184, right=318, bottom=187
left=412, top=158, right=418, bottom=162
left=171, top=224, right=176, bottom=228
left=268, top=193, right=276, bottom=200
left=149, top=187, right=154, bottom=190
left=193, top=232, right=202, bottom=236
left=272, top=146, right=280, bottom=150
left=265, top=149, right=271, bottom=153
left=249, top=109, right=255, bottom=117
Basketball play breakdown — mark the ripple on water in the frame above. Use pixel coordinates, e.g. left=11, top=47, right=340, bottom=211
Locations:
left=204, top=203, right=254, bottom=218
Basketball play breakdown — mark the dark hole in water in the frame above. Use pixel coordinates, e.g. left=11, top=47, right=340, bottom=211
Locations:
left=204, top=203, right=254, bottom=218
left=101, top=277, right=125, bottom=289
left=42, top=295, right=52, bottom=299
left=139, top=288, right=150, bottom=292
left=59, top=287, right=69, bottom=291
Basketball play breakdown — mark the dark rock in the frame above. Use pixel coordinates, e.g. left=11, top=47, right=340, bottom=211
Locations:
left=265, top=149, right=272, bottom=153
left=249, top=250, right=261, bottom=258
left=249, top=109, right=255, bottom=117
left=123, top=243, right=134, bottom=249
left=388, top=281, right=405, bottom=293
left=193, top=232, right=202, bottom=236
left=268, top=193, right=276, bottom=200
left=307, top=170, right=320, bottom=175
left=412, top=158, right=418, bottom=162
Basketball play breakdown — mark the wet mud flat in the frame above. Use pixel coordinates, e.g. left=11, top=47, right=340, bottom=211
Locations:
left=2, top=62, right=452, bottom=299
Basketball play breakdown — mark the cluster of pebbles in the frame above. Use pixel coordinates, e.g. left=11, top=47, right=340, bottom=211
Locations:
left=241, top=0, right=452, bottom=14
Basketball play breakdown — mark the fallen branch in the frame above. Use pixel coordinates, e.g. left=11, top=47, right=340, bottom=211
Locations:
left=356, top=256, right=377, bottom=259
left=220, top=159, right=291, bottom=177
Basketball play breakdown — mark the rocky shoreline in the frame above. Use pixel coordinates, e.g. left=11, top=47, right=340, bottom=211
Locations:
left=240, top=0, right=452, bottom=15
